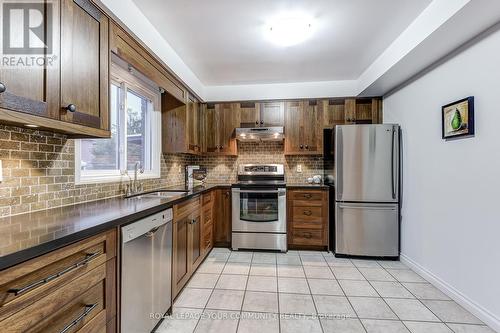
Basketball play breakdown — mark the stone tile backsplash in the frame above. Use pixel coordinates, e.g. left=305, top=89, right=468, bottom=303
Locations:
left=0, top=125, right=191, bottom=217
left=193, top=141, right=324, bottom=184
left=0, top=125, right=323, bottom=217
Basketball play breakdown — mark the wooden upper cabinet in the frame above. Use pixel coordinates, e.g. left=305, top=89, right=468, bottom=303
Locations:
left=284, top=100, right=322, bottom=155
left=323, top=99, right=346, bottom=128
left=238, top=101, right=284, bottom=127
left=186, top=96, right=201, bottom=153
left=260, top=101, right=284, bottom=126
left=163, top=93, right=201, bottom=155
left=238, top=102, right=260, bottom=127
left=59, top=0, right=109, bottom=130
left=110, top=23, right=186, bottom=104
left=203, top=103, right=238, bottom=155
left=218, top=103, right=238, bottom=155
left=203, top=104, right=219, bottom=154
left=284, top=100, right=302, bottom=154
left=0, top=1, right=59, bottom=119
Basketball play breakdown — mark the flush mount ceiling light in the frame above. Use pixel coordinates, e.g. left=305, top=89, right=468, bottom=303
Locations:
left=266, top=13, right=314, bottom=47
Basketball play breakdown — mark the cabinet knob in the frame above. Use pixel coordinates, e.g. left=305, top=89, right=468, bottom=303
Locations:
left=305, top=145, right=309, bottom=150
left=300, top=145, right=303, bottom=149
left=255, top=121, right=259, bottom=125
left=0, top=82, right=6, bottom=93
left=260, top=121, right=264, bottom=125
left=220, top=145, right=224, bottom=149
left=66, top=104, right=77, bottom=113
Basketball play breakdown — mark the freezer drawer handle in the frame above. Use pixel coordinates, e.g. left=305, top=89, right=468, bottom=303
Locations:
left=7, top=252, right=99, bottom=296
left=337, top=204, right=396, bottom=211
left=59, top=303, right=98, bottom=333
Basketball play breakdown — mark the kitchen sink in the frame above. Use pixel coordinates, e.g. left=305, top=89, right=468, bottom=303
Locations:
left=126, top=190, right=188, bottom=199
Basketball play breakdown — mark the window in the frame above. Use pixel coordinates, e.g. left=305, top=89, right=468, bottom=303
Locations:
left=75, top=63, right=161, bottom=184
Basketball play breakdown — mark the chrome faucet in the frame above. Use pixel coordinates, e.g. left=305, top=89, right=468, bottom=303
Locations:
left=123, top=162, right=144, bottom=196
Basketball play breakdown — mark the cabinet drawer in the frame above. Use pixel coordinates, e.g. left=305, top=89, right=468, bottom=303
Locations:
left=202, top=191, right=214, bottom=206
left=202, top=228, right=213, bottom=253
left=291, top=191, right=324, bottom=206
left=292, top=206, right=323, bottom=224
left=0, top=230, right=115, bottom=321
left=291, top=229, right=324, bottom=246
left=202, top=205, right=213, bottom=229
left=0, top=261, right=112, bottom=333
left=174, top=196, right=201, bottom=220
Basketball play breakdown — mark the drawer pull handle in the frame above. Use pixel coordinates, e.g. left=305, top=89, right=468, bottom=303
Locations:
left=59, top=303, right=98, bottom=333
left=303, top=210, right=312, bottom=216
left=304, top=232, right=312, bottom=239
left=8, top=252, right=99, bottom=296
left=303, top=194, right=312, bottom=199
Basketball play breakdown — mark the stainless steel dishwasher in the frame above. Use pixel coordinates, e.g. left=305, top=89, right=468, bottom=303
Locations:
left=121, top=208, right=173, bottom=333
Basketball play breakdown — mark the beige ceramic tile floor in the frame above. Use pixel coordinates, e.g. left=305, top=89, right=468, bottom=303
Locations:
left=157, top=248, right=495, bottom=333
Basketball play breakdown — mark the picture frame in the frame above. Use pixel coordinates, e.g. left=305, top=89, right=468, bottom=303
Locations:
left=442, top=96, right=475, bottom=139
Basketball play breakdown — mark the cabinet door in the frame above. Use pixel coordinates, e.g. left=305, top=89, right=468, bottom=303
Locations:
left=0, top=0, right=59, bottom=119
left=323, top=99, right=346, bottom=128
left=187, top=96, right=201, bottom=153
left=344, top=98, right=356, bottom=124
left=188, top=213, right=203, bottom=272
left=214, top=189, right=231, bottom=247
left=284, top=100, right=303, bottom=154
left=239, top=102, right=260, bottom=127
left=218, top=103, right=238, bottom=155
left=260, top=101, right=284, bottom=126
left=203, top=104, right=219, bottom=153
left=172, top=217, right=189, bottom=297
left=302, top=100, right=322, bottom=153
left=60, top=0, right=109, bottom=130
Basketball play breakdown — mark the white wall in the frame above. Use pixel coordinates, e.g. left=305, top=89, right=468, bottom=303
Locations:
left=383, top=26, right=500, bottom=331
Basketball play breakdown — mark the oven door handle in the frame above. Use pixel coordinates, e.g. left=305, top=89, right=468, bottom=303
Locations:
left=232, top=189, right=286, bottom=195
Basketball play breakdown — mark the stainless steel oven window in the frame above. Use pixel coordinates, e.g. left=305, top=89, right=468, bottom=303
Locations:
left=239, top=192, right=279, bottom=222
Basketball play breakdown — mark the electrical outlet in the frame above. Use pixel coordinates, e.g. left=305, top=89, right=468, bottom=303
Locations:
left=296, top=164, right=302, bottom=173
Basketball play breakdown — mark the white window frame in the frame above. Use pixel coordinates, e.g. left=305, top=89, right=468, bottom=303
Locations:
left=75, top=64, right=162, bottom=185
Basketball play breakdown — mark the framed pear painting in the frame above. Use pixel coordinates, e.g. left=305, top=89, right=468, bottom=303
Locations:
left=442, top=97, right=475, bottom=139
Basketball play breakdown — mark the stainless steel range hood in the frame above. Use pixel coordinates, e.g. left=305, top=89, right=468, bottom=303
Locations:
left=236, top=127, right=284, bottom=142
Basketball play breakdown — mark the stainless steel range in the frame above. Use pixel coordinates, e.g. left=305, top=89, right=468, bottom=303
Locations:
left=232, top=164, right=287, bottom=252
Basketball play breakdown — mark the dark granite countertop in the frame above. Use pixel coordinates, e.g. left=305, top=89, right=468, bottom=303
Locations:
left=0, top=182, right=334, bottom=270
left=0, top=184, right=231, bottom=271
left=286, top=183, right=331, bottom=189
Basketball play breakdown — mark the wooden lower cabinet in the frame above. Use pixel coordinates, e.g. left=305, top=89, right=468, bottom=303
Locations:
left=0, top=230, right=117, bottom=333
left=201, top=191, right=215, bottom=256
left=172, top=194, right=215, bottom=298
left=214, top=188, right=232, bottom=247
left=287, top=189, right=329, bottom=249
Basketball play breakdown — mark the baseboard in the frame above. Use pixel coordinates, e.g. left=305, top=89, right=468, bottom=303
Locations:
left=400, top=253, right=500, bottom=333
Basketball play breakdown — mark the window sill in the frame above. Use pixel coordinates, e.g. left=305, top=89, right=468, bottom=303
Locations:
left=75, top=172, right=161, bottom=186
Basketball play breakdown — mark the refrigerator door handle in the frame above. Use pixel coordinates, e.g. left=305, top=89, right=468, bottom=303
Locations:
left=336, top=127, right=343, bottom=200
left=391, top=126, right=397, bottom=200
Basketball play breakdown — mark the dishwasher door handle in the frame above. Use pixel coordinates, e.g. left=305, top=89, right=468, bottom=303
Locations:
left=145, top=227, right=160, bottom=238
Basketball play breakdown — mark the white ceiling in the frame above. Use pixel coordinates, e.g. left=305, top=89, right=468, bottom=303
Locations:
left=131, top=0, right=432, bottom=86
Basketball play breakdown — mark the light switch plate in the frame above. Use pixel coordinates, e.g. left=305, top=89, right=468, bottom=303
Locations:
left=296, top=164, right=302, bottom=173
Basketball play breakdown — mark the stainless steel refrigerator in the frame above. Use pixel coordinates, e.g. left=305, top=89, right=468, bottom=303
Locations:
left=335, top=124, right=400, bottom=258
